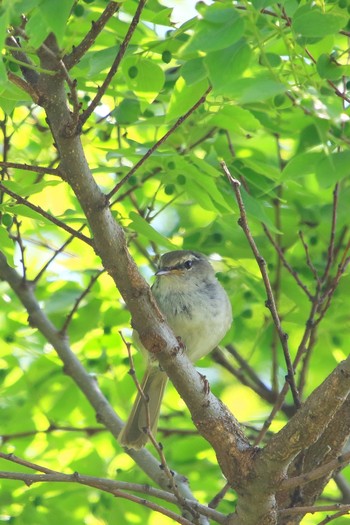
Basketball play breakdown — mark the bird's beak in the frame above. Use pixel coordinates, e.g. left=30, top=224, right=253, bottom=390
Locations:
left=154, top=266, right=181, bottom=277
left=155, top=268, right=173, bottom=276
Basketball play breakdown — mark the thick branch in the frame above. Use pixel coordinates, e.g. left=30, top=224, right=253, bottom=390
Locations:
left=261, top=358, right=350, bottom=469
left=36, top=37, right=252, bottom=489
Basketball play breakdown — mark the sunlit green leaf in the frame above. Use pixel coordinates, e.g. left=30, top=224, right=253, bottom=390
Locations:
left=204, top=40, right=252, bottom=93
left=128, top=212, right=176, bottom=249
left=183, top=7, right=244, bottom=54
left=122, top=57, right=165, bottom=107
left=293, top=5, right=348, bottom=37
left=166, top=77, right=209, bottom=121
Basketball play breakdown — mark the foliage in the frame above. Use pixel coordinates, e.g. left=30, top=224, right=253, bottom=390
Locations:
left=0, top=1, right=350, bottom=524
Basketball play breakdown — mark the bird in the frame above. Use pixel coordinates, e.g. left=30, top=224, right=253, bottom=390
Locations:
left=118, top=250, right=233, bottom=449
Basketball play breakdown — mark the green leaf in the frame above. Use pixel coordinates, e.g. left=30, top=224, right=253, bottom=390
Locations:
left=0, top=6, right=9, bottom=86
left=0, top=81, right=32, bottom=113
left=213, top=74, right=285, bottom=102
left=181, top=58, right=207, bottom=86
left=293, top=6, right=348, bottom=38
left=128, top=212, right=176, bottom=250
left=25, top=8, right=51, bottom=47
left=209, top=106, right=260, bottom=133
left=316, top=54, right=346, bottom=81
left=242, top=191, right=281, bottom=234
left=86, top=46, right=120, bottom=77
left=39, top=0, right=75, bottom=46
left=183, top=7, right=244, bottom=54
left=122, top=58, right=165, bottom=107
left=204, top=40, right=252, bottom=93
left=259, top=53, right=282, bottom=68
left=316, top=151, right=350, bottom=187
left=1, top=179, right=61, bottom=197
left=114, top=98, right=141, bottom=125
left=0, top=204, right=51, bottom=224
left=0, top=226, right=14, bottom=266
left=166, top=77, right=209, bottom=122
left=281, top=152, right=324, bottom=181
left=185, top=179, right=218, bottom=212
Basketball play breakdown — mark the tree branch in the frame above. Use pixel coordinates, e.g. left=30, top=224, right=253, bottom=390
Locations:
left=0, top=183, right=92, bottom=245
left=261, top=357, right=350, bottom=470
left=222, top=161, right=300, bottom=408
left=262, top=224, right=313, bottom=301
left=33, top=225, right=87, bottom=283
left=0, top=161, right=60, bottom=176
left=280, top=451, right=350, bottom=491
left=0, top=454, right=225, bottom=524
left=79, top=0, right=147, bottom=128
left=64, top=2, right=121, bottom=70
left=108, top=86, right=212, bottom=200
left=60, top=269, right=105, bottom=334
left=36, top=37, right=252, bottom=491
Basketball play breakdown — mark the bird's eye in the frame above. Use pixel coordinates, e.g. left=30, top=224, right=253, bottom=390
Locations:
left=184, top=260, right=193, bottom=270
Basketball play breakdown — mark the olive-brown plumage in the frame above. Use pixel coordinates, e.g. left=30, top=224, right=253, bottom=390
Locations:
left=118, top=250, right=232, bottom=449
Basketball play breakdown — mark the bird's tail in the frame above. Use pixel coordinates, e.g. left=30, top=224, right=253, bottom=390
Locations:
left=118, top=366, right=168, bottom=450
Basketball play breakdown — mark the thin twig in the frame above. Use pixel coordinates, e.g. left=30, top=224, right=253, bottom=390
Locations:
left=119, top=332, right=197, bottom=518
left=13, top=217, right=27, bottom=281
left=60, top=269, right=105, bottom=333
left=33, top=225, right=87, bottom=283
left=112, top=168, right=161, bottom=204
left=299, top=230, right=320, bottom=284
left=208, top=482, right=230, bottom=509
left=113, top=490, right=194, bottom=525
left=0, top=183, right=92, bottom=245
left=279, top=503, right=350, bottom=517
left=224, top=345, right=274, bottom=401
left=108, top=86, right=212, bottom=200
left=187, top=127, right=217, bottom=151
left=79, top=0, right=147, bottom=128
left=222, top=160, right=300, bottom=408
left=321, top=183, right=339, bottom=284
left=7, top=71, right=40, bottom=103
left=0, top=452, right=57, bottom=474
left=263, top=224, right=313, bottom=300
left=0, top=424, right=105, bottom=443
left=212, top=347, right=264, bottom=396
left=0, top=161, right=61, bottom=176
left=254, top=298, right=320, bottom=445
left=297, top=327, right=318, bottom=395
left=0, top=454, right=225, bottom=524
left=316, top=239, right=350, bottom=324
left=304, top=48, right=350, bottom=104
left=317, top=508, right=350, bottom=524
left=64, top=2, right=121, bottom=69
left=280, top=450, right=350, bottom=491
left=58, top=63, right=81, bottom=132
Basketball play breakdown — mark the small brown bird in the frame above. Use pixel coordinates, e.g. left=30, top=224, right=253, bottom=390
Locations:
left=118, top=250, right=232, bottom=449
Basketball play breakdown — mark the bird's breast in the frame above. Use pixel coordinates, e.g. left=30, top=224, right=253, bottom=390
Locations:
left=153, top=280, right=232, bottom=362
